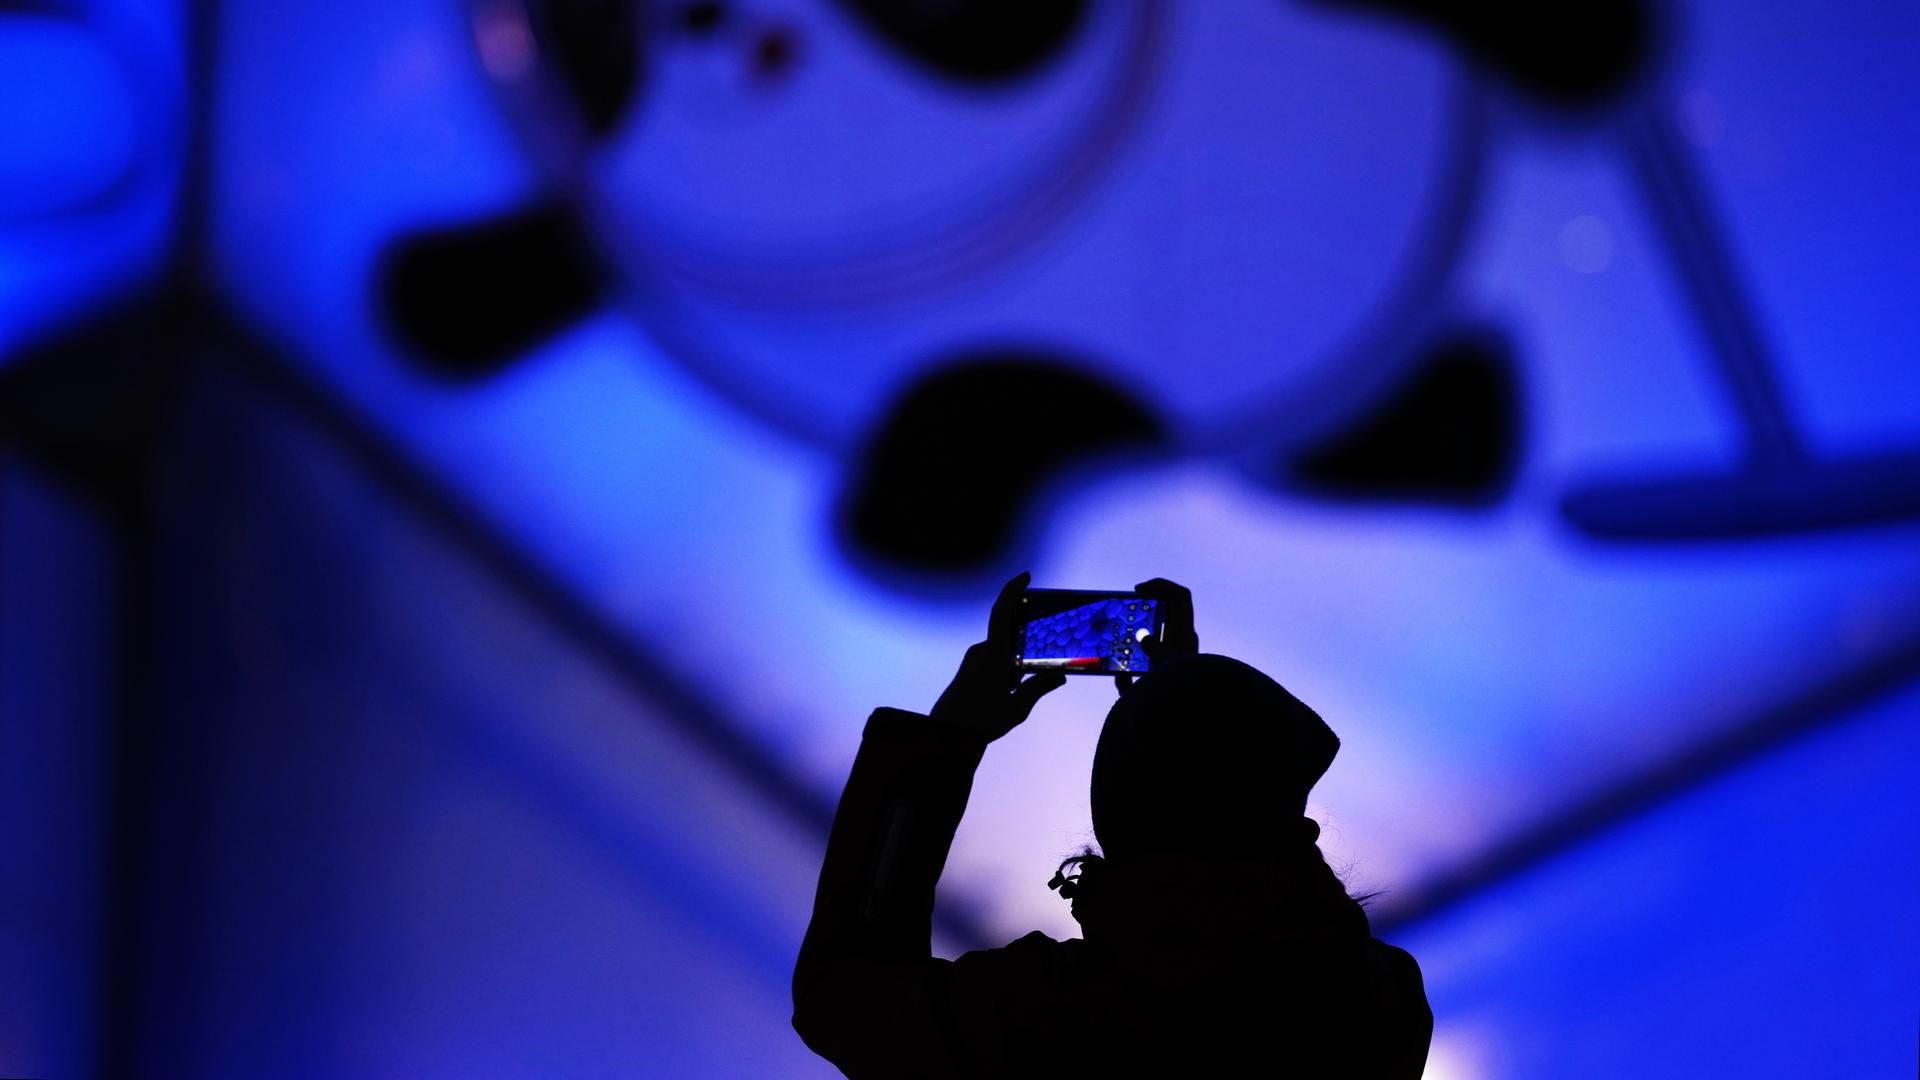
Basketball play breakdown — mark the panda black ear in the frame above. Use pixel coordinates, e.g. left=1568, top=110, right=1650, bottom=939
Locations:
left=1304, top=0, right=1656, bottom=112
left=837, top=353, right=1164, bottom=584
left=519, top=0, right=646, bottom=138
left=377, top=200, right=606, bottom=379
left=1280, top=326, right=1522, bottom=508
left=835, top=0, right=1087, bottom=84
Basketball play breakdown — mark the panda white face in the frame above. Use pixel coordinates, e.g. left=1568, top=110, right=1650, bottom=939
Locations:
left=462, top=0, right=1474, bottom=455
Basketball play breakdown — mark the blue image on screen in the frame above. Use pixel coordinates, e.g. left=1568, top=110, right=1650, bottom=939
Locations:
left=1019, top=597, right=1159, bottom=674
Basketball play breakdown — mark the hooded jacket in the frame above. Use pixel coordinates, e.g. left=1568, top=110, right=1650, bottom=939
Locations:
left=792, top=699, right=1432, bottom=1077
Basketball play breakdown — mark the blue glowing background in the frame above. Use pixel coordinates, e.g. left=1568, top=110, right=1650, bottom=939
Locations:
left=3, top=0, right=1918, bottom=1076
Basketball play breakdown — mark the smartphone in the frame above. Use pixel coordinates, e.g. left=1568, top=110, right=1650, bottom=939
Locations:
left=1011, top=589, right=1164, bottom=675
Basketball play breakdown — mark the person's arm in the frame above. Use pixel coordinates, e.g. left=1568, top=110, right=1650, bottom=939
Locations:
left=791, top=574, right=1063, bottom=1077
left=789, top=705, right=989, bottom=1076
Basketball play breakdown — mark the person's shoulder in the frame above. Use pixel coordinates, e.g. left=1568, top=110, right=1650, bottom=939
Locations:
left=947, top=932, right=1086, bottom=1030
left=1006, top=929, right=1070, bottom=952
left=954, top=930, right=1086, bottom=983
left=1363, top=938, right=1425, bottom=985
left=1365, top=938, right=1434, bottom=1026
left=941, top=932, right=1090, bottom=1069
left=1367, top=937, right=1419, bottom=967
left=956, top=930, right=1073, bottom=967
left=1361, top=938, right=1435, bottom=1074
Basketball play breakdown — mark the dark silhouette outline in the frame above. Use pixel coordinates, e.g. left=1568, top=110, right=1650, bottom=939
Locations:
left=794, top=574, right=1432, bottom=1076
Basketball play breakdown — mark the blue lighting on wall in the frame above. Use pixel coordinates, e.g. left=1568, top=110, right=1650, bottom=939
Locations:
left=4, top=0, right=1918, bottom=1075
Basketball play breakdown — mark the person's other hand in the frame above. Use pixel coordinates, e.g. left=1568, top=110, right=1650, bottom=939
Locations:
left=930, top=572, right=1066, bottom=743
left=1116, top=577, right=1198, bottom=694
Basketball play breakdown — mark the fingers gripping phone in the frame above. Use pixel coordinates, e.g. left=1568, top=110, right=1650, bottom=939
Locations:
left=1009, top=589, right=1167, bottom=675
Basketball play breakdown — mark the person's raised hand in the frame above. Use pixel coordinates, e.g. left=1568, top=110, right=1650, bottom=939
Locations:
left=930, top=571, right=1066, bottom=743
left=1116, top=577, right=1198, bottom=694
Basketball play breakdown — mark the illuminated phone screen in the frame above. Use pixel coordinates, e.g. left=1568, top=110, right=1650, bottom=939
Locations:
left=1014, top=591, right=1161, bottom=675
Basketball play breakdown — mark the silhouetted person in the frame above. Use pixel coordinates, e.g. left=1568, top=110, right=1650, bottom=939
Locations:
left=794, top=575, right=1432, bottom=1076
